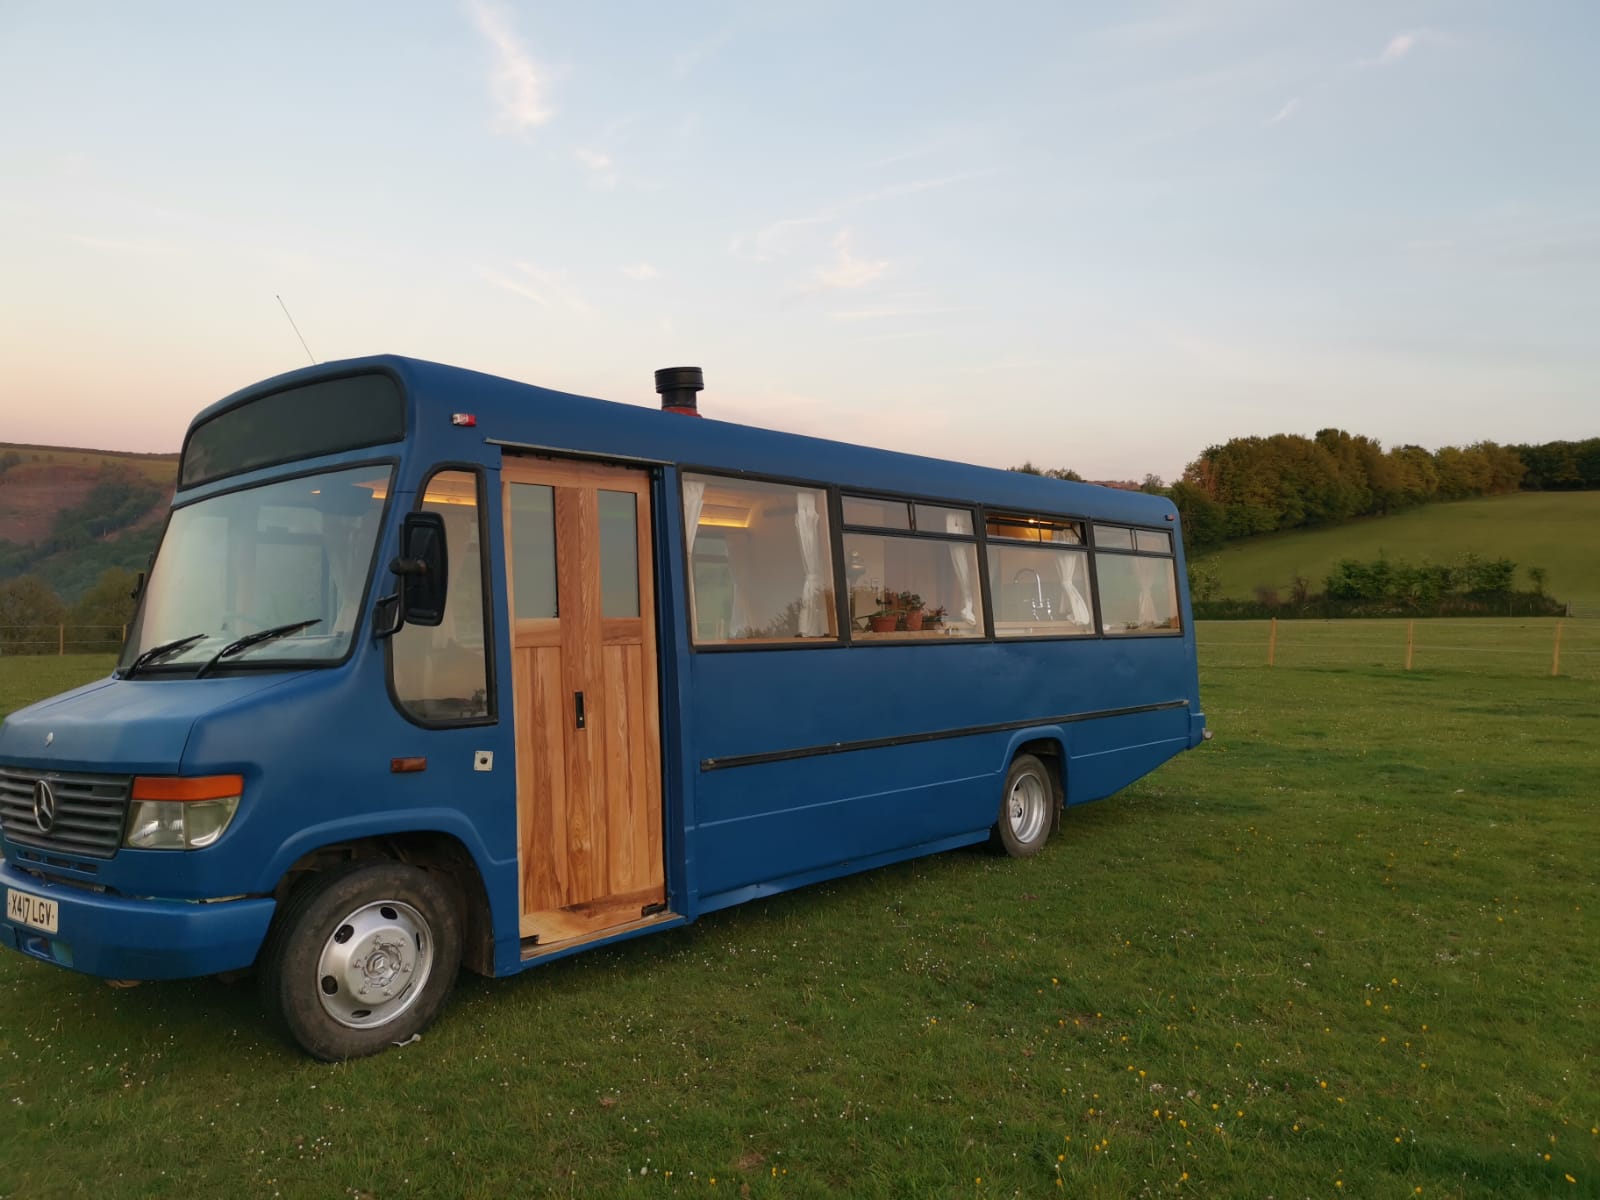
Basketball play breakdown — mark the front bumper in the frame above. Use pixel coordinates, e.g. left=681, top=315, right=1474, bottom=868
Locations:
left=1, top=859, right=276, bottom=980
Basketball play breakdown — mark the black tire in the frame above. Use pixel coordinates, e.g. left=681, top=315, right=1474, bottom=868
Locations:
left=260, top=861, right=462, bottom=1061
left=992, top=753, right=1054, bottom=858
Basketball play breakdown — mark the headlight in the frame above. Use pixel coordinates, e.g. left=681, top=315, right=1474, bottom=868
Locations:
left=125, top=775, right=243, bottom=850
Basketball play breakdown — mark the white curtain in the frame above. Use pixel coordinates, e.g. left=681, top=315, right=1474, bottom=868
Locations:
left=682, top=479, right=705, bottom=556
left=795, top=492, right=825, bottom=636
left=947, top=511, right=976, bottom=624
left=1052, top=535, right=1092, bottom=625
left=682, top=478, right=706, bottom=633
left=1135, top=557, right=1160, bottom=627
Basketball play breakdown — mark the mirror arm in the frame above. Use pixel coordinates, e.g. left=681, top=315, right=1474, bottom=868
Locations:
left=373, top=593, right=402, bottom=639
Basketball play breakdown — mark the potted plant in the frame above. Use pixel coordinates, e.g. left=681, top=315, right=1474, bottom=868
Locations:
left=922, top=604, right=946, bottom=630
left=865, top=591, right=901, bottom=632
left=900, top=592, right=926, bottom=631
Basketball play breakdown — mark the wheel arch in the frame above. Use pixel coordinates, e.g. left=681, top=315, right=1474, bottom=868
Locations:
left=269, top=830, right=495, bottom=976
left=1002, top=731, right=1068, bottom=830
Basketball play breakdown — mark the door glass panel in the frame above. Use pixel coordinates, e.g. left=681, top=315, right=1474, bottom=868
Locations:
left=510, top=484, right=557, bottom=618
left=598, top=490, right=640, bottom=618
left=393, top=470, right=490, bottom=721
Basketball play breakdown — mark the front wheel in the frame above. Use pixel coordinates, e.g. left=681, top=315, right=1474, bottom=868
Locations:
left=992, top=753, right=1055, bottom=858
left=260, top=861, right=462, bottom=1060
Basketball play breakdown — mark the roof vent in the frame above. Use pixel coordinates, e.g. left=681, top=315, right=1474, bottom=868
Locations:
left=655, top=366, right=703, bottom=417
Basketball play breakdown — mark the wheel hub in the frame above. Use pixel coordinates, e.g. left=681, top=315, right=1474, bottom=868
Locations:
left=1008, top=773, right=1048, bottom=844
left=315, top=900, right=434, bottom=1029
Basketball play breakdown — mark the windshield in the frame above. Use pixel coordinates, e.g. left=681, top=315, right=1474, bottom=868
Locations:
left=119, top=465, right=392, bottom=675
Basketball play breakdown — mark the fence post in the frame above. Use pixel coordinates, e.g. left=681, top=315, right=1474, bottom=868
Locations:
left=1405, top=620, right=1415, bottom=672
left=1267, top=617, right=1278, bottom=667
left=59, top=624, right=65, bottom=655
left=1551, top=621, right=1564, bottom=677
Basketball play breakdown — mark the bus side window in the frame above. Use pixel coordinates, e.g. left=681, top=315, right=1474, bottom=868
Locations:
left=683, top=473, right=838, bottom=644
left=1093, top=523, right=1180, bottom=634
left=391, top=470, right=492, bottom=721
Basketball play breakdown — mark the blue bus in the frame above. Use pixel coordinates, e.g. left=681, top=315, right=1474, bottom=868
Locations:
left=1, top=357, right=1206, bottom=1059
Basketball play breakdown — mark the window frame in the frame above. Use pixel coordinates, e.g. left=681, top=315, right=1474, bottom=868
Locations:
left=676, top=466, right=1186, bottom=650
left=386, top=463, right=499, bottom=728
left=838, top=489, right=986, bottom=646
left=1090, top=520, right=1184, bottom=638
left=678, top=467, right=847, bottom=652
left=982, top=509, right=1096, bottom=640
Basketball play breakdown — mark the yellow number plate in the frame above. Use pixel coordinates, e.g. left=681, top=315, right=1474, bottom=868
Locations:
left=6, top=887, right=58, bottom=934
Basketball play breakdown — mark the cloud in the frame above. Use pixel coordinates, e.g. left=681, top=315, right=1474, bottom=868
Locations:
left=621, top=263, right=659, bottom=281
left=1379, top=32, right=1417, bottom=64
left=1267, top=97, right=1300, bottom=125
left=71, top=234, right=173, bottom=255
left=729, top=215, right=830, bottom=262
left=814, top=230, right=889, bottom=290
left=829, top=305, right=972, bottom=321
left=476, top=261, right=591, bottom=314
left=1361, top=29, right=1452, bottom=68
left=467, top=1, right=553, bottom=130
left=731, top=171, right=990, bottom=263
left=673, top=27, right=736, bottom=79
left=575, top=147, right=619, bottom=188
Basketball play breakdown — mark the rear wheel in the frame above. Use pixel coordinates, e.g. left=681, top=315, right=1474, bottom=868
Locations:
left=261, top=861, right=462, bottom=1060
left=993, top=753, right=1054, bottom=858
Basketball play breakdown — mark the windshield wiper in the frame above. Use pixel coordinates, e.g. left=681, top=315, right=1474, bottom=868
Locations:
left=124, top=633, right=207, bottom=679
left=194, top=619, right=322, bottom=679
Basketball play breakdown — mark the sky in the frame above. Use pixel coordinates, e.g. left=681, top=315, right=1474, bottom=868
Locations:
left=1, top=2, right=1596, bottom=483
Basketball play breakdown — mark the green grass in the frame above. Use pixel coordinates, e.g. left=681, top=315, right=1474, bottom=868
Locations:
left=2, top=648, right=1597, bottom=1198
left=0, top=655, right=115, bottom=718
left=1197, top=492, right=1600, bottom=617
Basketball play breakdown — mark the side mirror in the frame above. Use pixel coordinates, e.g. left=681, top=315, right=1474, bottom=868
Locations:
left=388, top=511, right=448, bottom=628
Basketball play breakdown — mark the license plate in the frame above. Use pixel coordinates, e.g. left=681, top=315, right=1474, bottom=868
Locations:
left=6, top=887, right=58, bottom=934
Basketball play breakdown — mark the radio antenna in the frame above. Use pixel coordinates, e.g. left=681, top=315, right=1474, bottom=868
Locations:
left=275, top=294, right=317, bottom=365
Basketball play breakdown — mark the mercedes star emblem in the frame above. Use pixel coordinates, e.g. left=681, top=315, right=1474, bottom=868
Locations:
left=32, top=779, right=58, bottom=834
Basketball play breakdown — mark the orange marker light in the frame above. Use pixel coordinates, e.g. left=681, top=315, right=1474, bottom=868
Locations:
left=131, top=774, right=244, bottom=801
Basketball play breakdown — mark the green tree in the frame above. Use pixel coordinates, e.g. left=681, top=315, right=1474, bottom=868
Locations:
left=69, top=567, right=139, bottom=651
left=1010, top=462, right=1084, bottom=481
left=0, top=575, right=67, bottom=655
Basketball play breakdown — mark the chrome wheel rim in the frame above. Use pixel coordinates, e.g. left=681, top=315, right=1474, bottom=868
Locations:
left=315, top=899, right=434, bottom=1030
left=1007, top=772, right=1049, bottom=845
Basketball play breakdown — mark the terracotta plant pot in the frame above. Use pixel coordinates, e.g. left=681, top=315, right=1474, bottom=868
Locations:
left=869, top=615, right=897, bottom=632
left=904, top=610, right=924, bottom=631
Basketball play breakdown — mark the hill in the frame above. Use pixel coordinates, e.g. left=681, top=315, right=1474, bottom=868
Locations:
left=0, top=443, right=177, bottom=604
left=1195, top=491, right=1600, bottom=617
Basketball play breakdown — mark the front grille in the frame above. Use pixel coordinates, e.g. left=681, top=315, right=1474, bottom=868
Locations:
left=0, top=767, right=130, bottom=860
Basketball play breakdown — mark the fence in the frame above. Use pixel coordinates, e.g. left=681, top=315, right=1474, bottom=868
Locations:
left=0, top=625, right=127, bottom=657
left=1197, top=618, right=1599, bottom=681
left=6, top=620, right=1598, bottom=682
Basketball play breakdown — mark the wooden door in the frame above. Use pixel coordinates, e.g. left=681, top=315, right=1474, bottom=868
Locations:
left=503, top=458, right=664, bottom=947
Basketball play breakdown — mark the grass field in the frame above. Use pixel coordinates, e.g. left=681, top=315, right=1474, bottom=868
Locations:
left=1, top=647, right=1597, bottom=1198
left=1196, top=492, right=1600, bottom=618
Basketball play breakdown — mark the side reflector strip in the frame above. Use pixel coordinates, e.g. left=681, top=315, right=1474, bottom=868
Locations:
left=391, top=757, right=428, bottom=773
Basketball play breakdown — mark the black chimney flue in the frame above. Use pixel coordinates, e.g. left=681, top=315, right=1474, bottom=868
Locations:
left=655, top=366, right=703, bottom=417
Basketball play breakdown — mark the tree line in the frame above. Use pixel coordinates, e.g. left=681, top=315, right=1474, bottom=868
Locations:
left=0, top=569, right=138, bottom=655
left=1188, top=552, right=1563, bottom=620
left=1018, top=434, right=1598, bottom=554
